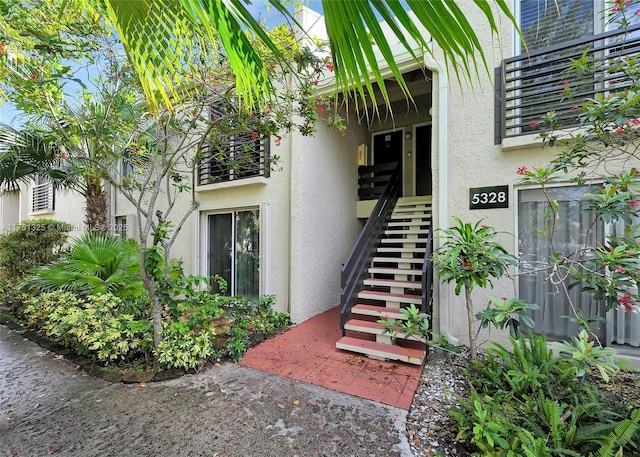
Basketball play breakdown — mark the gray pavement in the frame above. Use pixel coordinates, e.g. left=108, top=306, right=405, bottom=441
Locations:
left=0, top=324, right=411, bottom=457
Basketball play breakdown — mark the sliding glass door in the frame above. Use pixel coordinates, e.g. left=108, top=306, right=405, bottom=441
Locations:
left=208, top=209, right=259, bottom=297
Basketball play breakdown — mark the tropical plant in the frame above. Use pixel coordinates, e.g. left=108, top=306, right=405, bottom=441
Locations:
left=476, top=296, right=538, bottom=339
left=22, top=232, right=146, bottom=299
left=22, top=290, right=153, bottom=363
left=90, top=0, right=518, bottom=115
left=550, top=329, right=627, bottom=382
left=451, top=332, right=640, bottom=456
left=431, top=217, right=517, bottom=360
left=515, top=3, right=640, bottom=345
left=378, top=303, right=430, bottom=342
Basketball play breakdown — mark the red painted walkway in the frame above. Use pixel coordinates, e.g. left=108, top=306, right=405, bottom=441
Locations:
left=239, top=306, right=422, bottom=410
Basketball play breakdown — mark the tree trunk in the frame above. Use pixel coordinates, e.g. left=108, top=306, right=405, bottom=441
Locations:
left=140, top=261, right=162, bottom=371
left=85, top=177, right=108, bottom=233
left=465, top=286, right=477, bottom=361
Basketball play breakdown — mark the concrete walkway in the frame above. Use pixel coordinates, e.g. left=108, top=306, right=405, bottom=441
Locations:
left=0, top=324, right=412, bottom=457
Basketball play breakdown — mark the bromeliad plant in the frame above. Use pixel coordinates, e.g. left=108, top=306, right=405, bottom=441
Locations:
left=431, top=217, right=517, bottom=360
left=378, top=304, right=430, bottom=342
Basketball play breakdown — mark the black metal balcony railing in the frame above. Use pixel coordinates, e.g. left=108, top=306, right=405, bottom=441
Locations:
left=357, top=162, right=400, bottom=200
left=496, top=24, right=640, bottom=144
left=198, top=131, right=270, bottom=185
left=32, top=182, right=54, bottom=212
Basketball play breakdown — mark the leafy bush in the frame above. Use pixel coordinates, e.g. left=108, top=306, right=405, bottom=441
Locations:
left=156, top=277, right=289, bottom=367
left=22, top=232, right=146, bottom=298
left=0, top=219, right=71, bottom=280
left=451, top=333, right=640, bottom=456
left=155, top=327, right=220, bottom=371
left=20, top=270, right=289, bottom=371
left=22, top=291, right=153, bottom=363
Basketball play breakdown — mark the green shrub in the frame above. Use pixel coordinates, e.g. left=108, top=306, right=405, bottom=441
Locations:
left=156, top=278, right=289, bottom=367
left=22, top=232, right=147, bottom=299
left=0, top=219, right=72, bottom=280
left=22, top=290, right=153, bottom=363
left=450, top=333, right=640, bottom=456
left=0, top=273, right=29, bottom=313
left=155, top=326, right=220, bottom=371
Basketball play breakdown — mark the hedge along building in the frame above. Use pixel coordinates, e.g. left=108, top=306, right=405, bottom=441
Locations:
left=3, top=2, right=640, bottom=363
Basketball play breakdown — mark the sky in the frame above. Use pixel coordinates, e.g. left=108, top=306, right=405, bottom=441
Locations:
left=0, top=0, right=325, bottom=128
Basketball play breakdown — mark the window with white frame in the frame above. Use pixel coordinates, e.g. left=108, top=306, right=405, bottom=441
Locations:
left=207, top=209, right=260, bottom=297
left=518, top=0, right=599, bottom=54
left=518, top=185, right=639, bottom=348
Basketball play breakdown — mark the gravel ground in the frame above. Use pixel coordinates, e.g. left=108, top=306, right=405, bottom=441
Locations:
left=405, top=351, right=473, bottom=457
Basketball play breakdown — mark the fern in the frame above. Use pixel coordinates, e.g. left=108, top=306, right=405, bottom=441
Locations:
left=596, top=409, right=640, bottom=457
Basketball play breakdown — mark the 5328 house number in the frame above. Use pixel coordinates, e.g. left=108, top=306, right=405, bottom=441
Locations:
left=469, top=185, right=509, bottom=210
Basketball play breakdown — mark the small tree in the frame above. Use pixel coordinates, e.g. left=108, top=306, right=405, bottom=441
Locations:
left=432, top=217, right=517, bottom=360
left=1, top=0, right=336, bottom=352
left=517, top=1, right=640, bottom=345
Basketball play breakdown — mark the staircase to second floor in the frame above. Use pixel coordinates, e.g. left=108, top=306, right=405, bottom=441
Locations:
left=336, top=196, right=433, bottom=365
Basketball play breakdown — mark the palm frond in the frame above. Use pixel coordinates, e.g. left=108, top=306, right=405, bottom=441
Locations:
left=95, top=0, right=518, bottom=115
left=0, top=122, right=76, bottom=190
left=22, top=233, right=145, bottom=298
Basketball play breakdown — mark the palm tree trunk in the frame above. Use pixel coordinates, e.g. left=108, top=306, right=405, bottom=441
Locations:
left=465, top=286, right=477, bottom=361
left=85, top=177, right=108, bottom=233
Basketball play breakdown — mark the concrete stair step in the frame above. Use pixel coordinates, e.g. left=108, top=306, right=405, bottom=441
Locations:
left=344, top=319, right=426, bottom=342
left=396, top=196, right=432, bottom=205
left=351, top=304, right=409, bottom=320
left=377, top=247, right=425, bottom=254
left=336, top=336, right=425, bottom=365
left=387, top=220, right=430, bottom=227
left=390, top=213, right=431, bottom=221
left=363, top=278, right=421, bottom=289
left=372, top=256, right=424, bottom=264
left=384, top=229, right=429, bottom=235
left=380, top=238, right=427, bottom=244
left=357, top=290, right=422, bottom=304
left=368, top=267, right=422, bottom=276
left=393, top=202, right=431, bottom=213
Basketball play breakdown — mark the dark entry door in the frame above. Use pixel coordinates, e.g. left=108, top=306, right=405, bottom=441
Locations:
left=415, top=125, right=432, bottom=196
left=373, top=130, right=403, bottom=166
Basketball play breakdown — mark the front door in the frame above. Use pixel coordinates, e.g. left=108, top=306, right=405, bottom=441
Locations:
left=373, top=130, right=403, bottom=166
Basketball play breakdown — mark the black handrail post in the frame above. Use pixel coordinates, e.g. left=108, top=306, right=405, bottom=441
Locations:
left=340, top=162, right=401, bottom=335
left=421, top=218, right=434, bottom=356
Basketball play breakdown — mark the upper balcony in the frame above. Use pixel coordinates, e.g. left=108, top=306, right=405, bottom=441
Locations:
left=197, top=131, right=271, bottom=187
left=495, top=24, right=640, bottom=145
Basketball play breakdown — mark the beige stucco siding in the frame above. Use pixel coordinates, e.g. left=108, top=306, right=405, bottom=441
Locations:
left=288, top=117, right=365, bottom=323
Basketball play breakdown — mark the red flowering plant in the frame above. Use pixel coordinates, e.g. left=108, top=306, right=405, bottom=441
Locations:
left=516, top=4, right=640, bottom=353
left=431, top=217, right=517, bottom=361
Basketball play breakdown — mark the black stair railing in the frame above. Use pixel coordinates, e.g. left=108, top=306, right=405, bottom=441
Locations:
left=421, top=218, right=434, bottom=355
left=340, top=161, right=401, bottom=334
left=357, top=162, right=400, bottom=200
